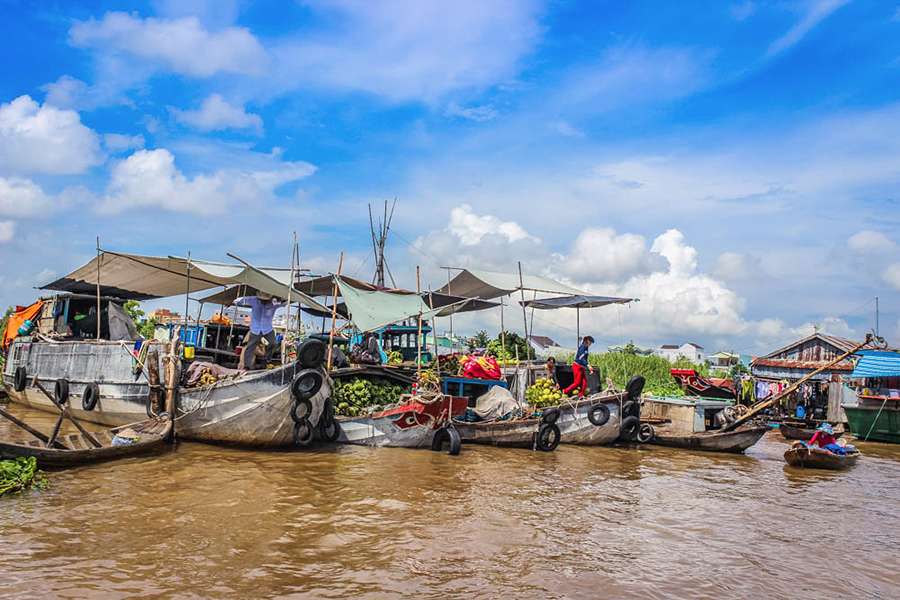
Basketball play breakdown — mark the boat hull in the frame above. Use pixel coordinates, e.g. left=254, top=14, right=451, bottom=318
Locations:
left=784, top=445, right=860, bottom=470
left=648, top=424, right=767, bottom=453
left=843, top=405, right=900, bottom=444
left=779, top=422, right=843, bottom=441
left=3, top=339, right=328, bottom=448
left=335, top=395, right=467, bottom=448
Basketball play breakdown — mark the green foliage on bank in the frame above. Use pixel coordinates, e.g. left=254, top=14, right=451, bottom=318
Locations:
left=558, top=350, right=710, bottom=396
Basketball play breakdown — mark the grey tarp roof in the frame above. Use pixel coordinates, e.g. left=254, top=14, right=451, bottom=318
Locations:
left=436, top=268, right=586, bottom=300
left=519, top=295, right=636, bottom=310
left=337, top=277, right=442, bottom=332
left=41, top=251, right=329, bottom=312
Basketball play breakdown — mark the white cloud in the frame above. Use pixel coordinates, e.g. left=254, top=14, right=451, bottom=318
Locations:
left=0, top=221, right=14, bottom=243
left=70, top=12, right=267, bottom=77
left=445, top=103, right=498, bottom=122
left=104, top=133, right=145, bottom=153
left=713, top=252, right=762, bottom=280
left=0, top=177, right=54, bottom=216
left=271, top=0, right=541, bottom=102
left=558, top=228, right=663, bottom=282
left=767, top=0, right=849, bottom=58
left=99, top=148, right=315, bottom=215
left=448, top=204, right=538, bottom=246
left=172, top=94, right=263, bottom=134
left=0, top=95, right=103, bottom=175
left=553, top=121, right=585, bottom=138
left=885, top=263, right=900, bottom=291
left=848, top=230, right=896, bottom=254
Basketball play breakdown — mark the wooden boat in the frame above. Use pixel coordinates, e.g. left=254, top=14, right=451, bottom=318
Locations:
left=779, top=421, right=843, bottom=441
left=784, top=442, right=860, bottom=470
left=334, top=393, right=468, bottom=452
left=0, top=408, right=172, bottom=468
left=647, top=422, right=768, bottom=453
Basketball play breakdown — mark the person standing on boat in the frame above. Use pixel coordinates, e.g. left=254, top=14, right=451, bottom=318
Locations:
left=563, top=336, right=594, bottom=397
left=234, top=291, right=284, bottom=370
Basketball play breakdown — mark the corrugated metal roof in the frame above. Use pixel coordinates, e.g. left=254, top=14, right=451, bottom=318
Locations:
left=851, top=350, right=900, bottom=378
left=751, top=358, right=854, bottom=371
left=762, top=332, right=857, bottom=359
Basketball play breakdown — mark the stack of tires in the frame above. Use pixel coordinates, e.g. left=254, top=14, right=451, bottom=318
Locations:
left=618, top=376, right=650, bottom=443
left=533, top=407, right=561, bottom=452
left=290, top=339, right=337, bottom=446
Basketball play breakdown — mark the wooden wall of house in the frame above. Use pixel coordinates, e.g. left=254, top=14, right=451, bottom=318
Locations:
left=769, top=338, right=847, bottom=362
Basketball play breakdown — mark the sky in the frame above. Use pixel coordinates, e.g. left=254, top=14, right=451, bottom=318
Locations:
left=1, top=0, right=899, bottom=355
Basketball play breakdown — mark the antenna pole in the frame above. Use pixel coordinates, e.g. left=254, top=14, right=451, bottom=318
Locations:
left=875, top=296, right=879, bottom=336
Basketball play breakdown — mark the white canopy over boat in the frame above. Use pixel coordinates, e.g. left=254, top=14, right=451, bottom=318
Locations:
left=436, top=268, right=586, bottom=300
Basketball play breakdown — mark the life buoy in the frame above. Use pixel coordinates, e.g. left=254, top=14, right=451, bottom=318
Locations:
left=637, top=423, right=655, bottom=443
left=291, top=398, right=312, bottom=424
left=13, top=366, right=27, bottom=392
left=82, top=382, right=100, bottom=411
left=318, top=417, right=341, bottom=442
left=291, top=370, right=323, bottom=401
left=587, top=403, right=611, bottom=427
left=293, top=419, right=314, bottom=446
left=431, top=425, right=462, bottom=455
left=620, top=415, right=640, bottom=440
left=54, top=379, right=70, bottom=405
left=626, top=375, right=646, bottom=400
left=535, top=422, right=561, bottom=452
left=541, top=407, right=560, bottom=425
left=297, top=339, right=327, bottom=369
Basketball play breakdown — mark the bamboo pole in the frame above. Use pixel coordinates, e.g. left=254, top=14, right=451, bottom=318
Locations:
left=326, top=253, right=344, bottom=370
left=147, top=347, right=162, bottom=415
left=725, top=334, right=879, bottom=431
left=32, top=381, right=102, bottom=448
left=0, top=406, right=68, bottom=449
left=284, top=233, right=296, bottom=365
left=95, top=237, right=102, bottom=340
left=518, top=262, right=530, bottom=360
left=429, top=288, right=439, bottom=373
left=500, top=297, right=506, bottom=359
left=416, top=266, right=422, bottom=377
left=446, top=269, right=454, bottom=353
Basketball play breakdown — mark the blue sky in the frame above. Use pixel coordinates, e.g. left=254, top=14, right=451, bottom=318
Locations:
left=1, top=0, right=898, bottom=354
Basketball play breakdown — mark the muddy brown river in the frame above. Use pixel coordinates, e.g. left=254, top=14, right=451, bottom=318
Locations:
left=1, top=405, right=899, bottom=599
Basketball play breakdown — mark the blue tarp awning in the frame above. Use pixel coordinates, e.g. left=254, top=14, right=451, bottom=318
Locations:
left=851, top=350, right=900, bottom=378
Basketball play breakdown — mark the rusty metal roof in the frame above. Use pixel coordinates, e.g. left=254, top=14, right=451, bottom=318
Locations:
left=750, top=357, right=854, bottom=371
left=762, top=332, right=858, bottom=360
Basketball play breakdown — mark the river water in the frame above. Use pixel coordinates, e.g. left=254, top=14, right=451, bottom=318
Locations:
left=1, top=405, right=899, bottom=600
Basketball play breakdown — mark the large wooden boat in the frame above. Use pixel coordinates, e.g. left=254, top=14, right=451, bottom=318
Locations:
left=784, top=443, right=860, bottom=470
left=779, top=420, right=843, bottom=441
left=4, top=336, right=331, bottom=448
left=334, top=393, right=468, bottom=452
left=647, top=423, right=768, bottom=453
left=843, top=401, right=900, bottom=444
left=0, top=413, right=172, bottom=468
left=641, top=395, right=766, bottom=453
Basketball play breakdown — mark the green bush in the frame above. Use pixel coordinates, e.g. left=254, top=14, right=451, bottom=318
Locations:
left=558, top=351, right=709, bottom=396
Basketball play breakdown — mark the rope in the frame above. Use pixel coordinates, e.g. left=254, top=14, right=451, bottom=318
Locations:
left=863, top=397, right=889, bottom=441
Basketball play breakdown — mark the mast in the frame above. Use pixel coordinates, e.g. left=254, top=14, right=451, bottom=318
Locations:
left=369, top=198, right=397, bottom=288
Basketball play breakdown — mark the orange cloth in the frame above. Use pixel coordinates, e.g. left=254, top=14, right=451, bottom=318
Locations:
left=3, top=300, right=44, bottom=348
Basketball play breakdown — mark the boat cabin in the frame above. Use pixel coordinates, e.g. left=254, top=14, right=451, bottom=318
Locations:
left=19, top=293, right=139, bottom=341
left=641, top=396, right=735, bottom=434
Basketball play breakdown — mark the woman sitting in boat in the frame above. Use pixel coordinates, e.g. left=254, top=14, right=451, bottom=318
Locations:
left=545, top=356, right=558, bottom=386
left=563, top=336, right=594, bottom=398
left=808, top=423, right=846, bottom=455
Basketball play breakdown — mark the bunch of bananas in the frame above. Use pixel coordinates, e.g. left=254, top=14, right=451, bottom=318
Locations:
left=387, top=350, right=403, bottom=365
left=333, top=377, right=407, bottom=416
left=198, top=371, right=218, bottom=386
left=526, top=377, right=564, bottom=408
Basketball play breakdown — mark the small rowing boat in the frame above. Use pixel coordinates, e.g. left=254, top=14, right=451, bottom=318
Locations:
left=784, top=442, right=860, bottom=470
left=646, top=422, right=768, bottom=454
left=0, top=409, right=172, bottom=468
left=779, top=420, right=843, bottom=441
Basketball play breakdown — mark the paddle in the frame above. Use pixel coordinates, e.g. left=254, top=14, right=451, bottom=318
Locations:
left=32, top=381, right=103, bottom=448
left=0, top=406, right=69, bottom=449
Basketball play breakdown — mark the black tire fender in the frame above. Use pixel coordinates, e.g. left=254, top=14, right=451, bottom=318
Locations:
left=637, top=423, right=655, bottom=443
left=626, top=375, right=646, bottom=400
left=13, top=366, right=27, bottom=392
left=318, top=417, right=341, bottom=442
left=82, top=382, right=100, bottom=411
left=297, top=339, right=327, bottom=369
left=541, top=407, right=560, bottom=425
left=291, top=369, right=324, bottom=401
left=431, top=425, right=462, bottom=455
left=54, top=379, right=70, bottom=405
left=293, top=419, right=314, bottom=446
left=291, top=398, right=312, bottom=424
left=620, top=415, right=640, bottom=440
left=535, top=422, right=561, bottom=452
left=621, top=400, right=639, bottom=418
left=587, top=403, right=611, bottom=427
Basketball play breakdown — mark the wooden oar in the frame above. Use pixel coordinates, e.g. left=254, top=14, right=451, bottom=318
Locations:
left=724, top=333, right=882, bottom=432
left=0, top=406, right=69, bottom=449
left=32, top=381, right=103, bottom=448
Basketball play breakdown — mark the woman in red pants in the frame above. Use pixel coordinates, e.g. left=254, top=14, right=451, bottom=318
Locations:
left=564, top=336, right=594, bottom=397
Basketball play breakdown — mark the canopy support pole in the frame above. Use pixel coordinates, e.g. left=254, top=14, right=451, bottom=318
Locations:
left=446, top=269, right=454, bottom=353
left=577, top=307, right=580, bottom=348
left=500, top=297, right=506, bottom=359
left=326, top=253, right=344, bottom=371
left=416, top=266, right=422, bottom=377
left=518, top=262, right=530, bottom=360
left=284, top=232, right=296, bottom=366
left=95, top=236, right=102, bottom=340
left=429, top=288, right=439, bottom=373
left=182, top=251, right=192, bottom=350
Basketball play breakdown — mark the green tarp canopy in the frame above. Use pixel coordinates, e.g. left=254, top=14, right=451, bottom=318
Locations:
left=337, top=277, right=443, bottom=333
